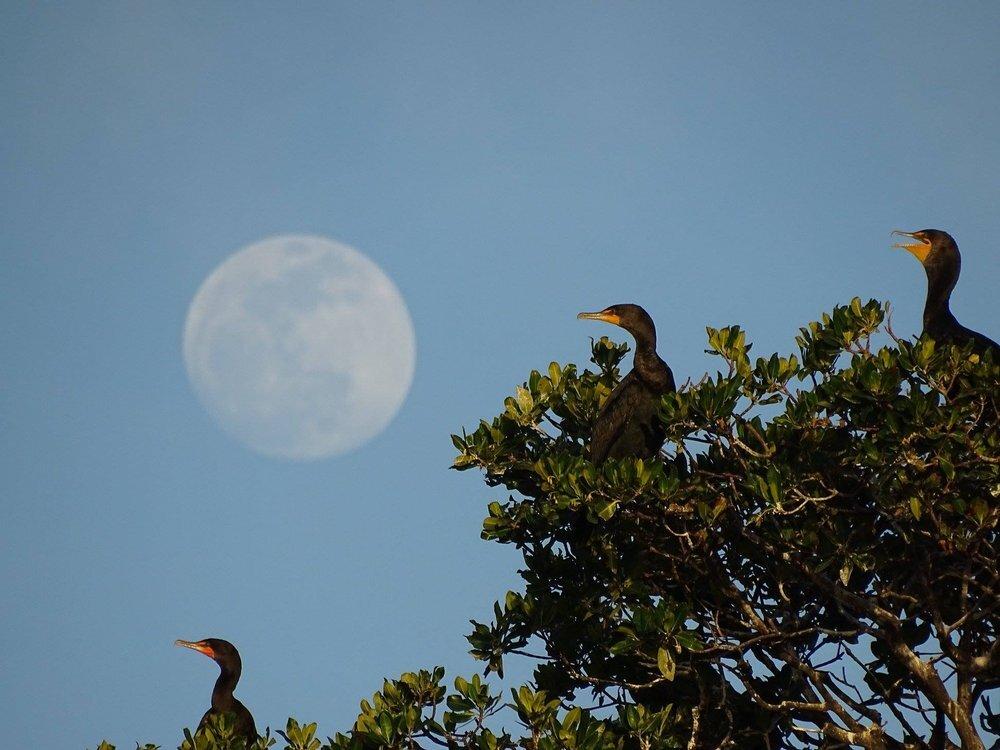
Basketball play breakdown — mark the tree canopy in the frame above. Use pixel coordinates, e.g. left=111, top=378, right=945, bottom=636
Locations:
left=95, top=299, right=999, bottom=750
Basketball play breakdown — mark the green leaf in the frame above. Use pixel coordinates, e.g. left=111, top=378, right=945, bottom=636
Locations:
left=839, top=563, right=852, bottom=586
left=656, top=647, right=676, bottom=681
left=939, top=458, right=955, bottom=480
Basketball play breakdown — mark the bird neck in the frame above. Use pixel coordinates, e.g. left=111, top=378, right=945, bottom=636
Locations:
left=630, top=326, right=657, bottom=357
left=632, top=334, right=664, bottom=380
left=923, top=264, right=958, bottom=331
left=211, top=663, right=241, bottom=711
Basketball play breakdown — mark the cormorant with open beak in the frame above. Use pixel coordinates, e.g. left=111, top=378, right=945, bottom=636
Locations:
left=176, top=638, right=258, bottom=745
left=892, top=229, right=998, bottom=355
left=577, top=304, right=675, bottom=464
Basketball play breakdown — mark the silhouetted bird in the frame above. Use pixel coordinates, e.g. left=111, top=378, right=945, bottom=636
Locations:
left=892, top=229, right=998, bottom=355
left=176, top=638, right=258, bottom=745
left=577, top=304, right=675, bottom=464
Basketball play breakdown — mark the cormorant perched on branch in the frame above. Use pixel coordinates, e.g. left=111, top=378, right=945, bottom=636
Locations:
left=577, top=304, right=675, bottom=464
left=176, top=638, right=258, bottom=744
left=892, top=229, right=998, bottom=355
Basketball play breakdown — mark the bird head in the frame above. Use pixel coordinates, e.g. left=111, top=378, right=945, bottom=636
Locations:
left=176, top=638, right=242, bottom=669
left=891, top=229, right=958, bottom=269
left=578, top=304, right=656, bottom=342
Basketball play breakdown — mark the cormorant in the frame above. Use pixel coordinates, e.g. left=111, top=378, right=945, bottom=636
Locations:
left=577, top=304, right=675, bottom=464
left=176, top=638, right=258, bottom=745
left=892, top=229, right=998, bottom=355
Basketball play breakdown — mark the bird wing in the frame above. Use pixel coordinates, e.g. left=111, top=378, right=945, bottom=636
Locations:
left=967, top=327, right=1000, bottom=356
left=234, top=700, right=259, bottom=742
left=197, top=703, right=258, bottom=742
left=939, top=321, right=1000, bottom=356
left=587, top=371, right=641, bottom=465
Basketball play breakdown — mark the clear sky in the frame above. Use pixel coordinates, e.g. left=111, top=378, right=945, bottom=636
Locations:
left=2, top=3, right=999, bottom=747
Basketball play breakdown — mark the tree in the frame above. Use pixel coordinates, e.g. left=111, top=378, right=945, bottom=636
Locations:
left=94, top=299, right=999, bottom=750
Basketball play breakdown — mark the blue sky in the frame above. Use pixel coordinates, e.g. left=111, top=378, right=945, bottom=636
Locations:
left=2, top=3, right=999, bottom=747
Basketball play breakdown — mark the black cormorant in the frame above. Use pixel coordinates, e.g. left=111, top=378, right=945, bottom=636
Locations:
left=176, top=638, right=258, bottom=744
left=892, top=229, right=998, bottom=355
left=577, top=304, right=675, bottom=464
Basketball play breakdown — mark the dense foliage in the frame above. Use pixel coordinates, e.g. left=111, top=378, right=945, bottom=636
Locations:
left=95, top=300, right=999, bottom=750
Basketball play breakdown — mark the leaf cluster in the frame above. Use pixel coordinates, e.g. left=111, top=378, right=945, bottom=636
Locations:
left=450, top=298, right=999, bottom=749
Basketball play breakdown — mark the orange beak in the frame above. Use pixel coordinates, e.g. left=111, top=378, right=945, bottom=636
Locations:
left=577, top=309, right=622, bottom=326
left=891, top=230, right=932, bottom=265
left=175, top=639, right=215, bottom=658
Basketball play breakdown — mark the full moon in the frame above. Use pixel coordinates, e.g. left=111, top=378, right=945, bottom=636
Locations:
left=182, top=235, right=416, bottom=460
